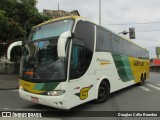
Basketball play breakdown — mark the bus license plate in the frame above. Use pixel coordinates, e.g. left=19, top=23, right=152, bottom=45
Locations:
left=31, top=96, right=38, bottom=103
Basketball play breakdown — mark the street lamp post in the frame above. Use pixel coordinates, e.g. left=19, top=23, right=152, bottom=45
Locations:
left=58, top=3, right=59, bottom=11
left=99, top=0, right=101, bottom=25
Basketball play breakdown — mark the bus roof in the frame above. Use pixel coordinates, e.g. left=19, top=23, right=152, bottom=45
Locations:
left=33, top=16, right=81, bottom=28
left=33, top=16, right=148, bottom=51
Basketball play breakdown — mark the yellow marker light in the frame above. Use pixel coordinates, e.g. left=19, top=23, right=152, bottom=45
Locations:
left=19, top=86, right=23, bottom=89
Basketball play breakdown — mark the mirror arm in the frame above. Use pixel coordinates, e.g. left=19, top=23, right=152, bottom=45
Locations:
left=7, top=41, right=22, bottom=60
left=71, top=32, right=75, bottom=39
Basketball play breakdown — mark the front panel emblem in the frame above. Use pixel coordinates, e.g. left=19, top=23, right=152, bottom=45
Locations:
left=75, top=85, right=93, bottom=100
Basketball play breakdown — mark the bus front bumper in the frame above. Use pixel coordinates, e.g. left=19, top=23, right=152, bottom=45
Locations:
left=19, top=88, right=69, bottom=109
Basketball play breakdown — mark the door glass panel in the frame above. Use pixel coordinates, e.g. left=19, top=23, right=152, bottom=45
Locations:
left=70, top=39, right=85, bottom=79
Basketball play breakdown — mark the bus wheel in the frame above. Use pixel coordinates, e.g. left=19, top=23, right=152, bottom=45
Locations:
left=92, top=81, right=110, bottom=104
left=139, top=75, right=145, bottom=86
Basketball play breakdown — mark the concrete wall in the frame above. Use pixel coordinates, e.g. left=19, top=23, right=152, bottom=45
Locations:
left=0, top=62, right=20, bottom=75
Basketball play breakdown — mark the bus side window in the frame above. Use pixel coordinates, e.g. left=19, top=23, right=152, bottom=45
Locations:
left=70, top=39, right=85, bottom=79
left=70, top=21, right=95, bottom=80
left=96, top=26, right=112, bottom=52
left=71, top=45, right=85, bottom=69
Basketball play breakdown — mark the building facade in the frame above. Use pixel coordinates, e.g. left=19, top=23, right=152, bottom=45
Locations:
left=43, top=9, right=80, bottom=19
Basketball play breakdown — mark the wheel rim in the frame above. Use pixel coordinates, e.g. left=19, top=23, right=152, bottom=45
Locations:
left=98, top=86, right=106, bottom=98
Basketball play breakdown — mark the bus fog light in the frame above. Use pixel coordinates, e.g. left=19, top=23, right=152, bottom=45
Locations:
left=47, top=90, right=65, bottom=96
left=19, top=86, right=24, bottom=90
left=57, top=102, right=63, bottom=106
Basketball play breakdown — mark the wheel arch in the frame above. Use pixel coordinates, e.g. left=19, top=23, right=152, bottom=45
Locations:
left=95, top=76, right=110, bottom=99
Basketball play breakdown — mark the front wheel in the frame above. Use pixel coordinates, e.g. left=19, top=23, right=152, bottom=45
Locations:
left=92, top=81, right=110, bottom=104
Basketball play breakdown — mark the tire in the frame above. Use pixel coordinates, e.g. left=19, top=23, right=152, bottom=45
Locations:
left=92, top=81, right=110, bottom=104
left=139, top=75, right=145, bottom=86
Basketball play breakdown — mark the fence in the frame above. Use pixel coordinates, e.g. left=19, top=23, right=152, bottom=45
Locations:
left=0, top=62, right=20, bottom=75
left=0, top=43, right=20, bottom=75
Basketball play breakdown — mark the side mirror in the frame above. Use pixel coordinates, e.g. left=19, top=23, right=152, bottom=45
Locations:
left=57, top=31, right=74, bottom=58
left=7, top=41, right=22, bottom=60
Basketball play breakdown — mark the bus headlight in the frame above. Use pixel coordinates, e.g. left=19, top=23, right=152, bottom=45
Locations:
left=47, top=90, right=65, bottom=96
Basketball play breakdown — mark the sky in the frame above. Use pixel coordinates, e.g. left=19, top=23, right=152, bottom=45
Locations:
left=36, top=0, right=160, bottom=58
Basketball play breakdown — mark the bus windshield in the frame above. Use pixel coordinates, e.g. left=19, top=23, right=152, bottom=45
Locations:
left=20, top=39, right=67, bottom=82
left=29, top=19, right=74, bottom=41
left=20, top=19, right=74, bottom=82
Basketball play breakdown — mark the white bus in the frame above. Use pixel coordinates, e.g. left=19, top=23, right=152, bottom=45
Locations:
left=8, top=16, right=150, bottom=109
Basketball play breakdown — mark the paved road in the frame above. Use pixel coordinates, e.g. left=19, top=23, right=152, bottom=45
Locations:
left=0, top=75, right=19, bottom=89
left=0, top=72, right=160, bottom=120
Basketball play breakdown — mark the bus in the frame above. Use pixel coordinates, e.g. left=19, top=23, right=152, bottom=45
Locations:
left=7, top=16, right=150, bottom=109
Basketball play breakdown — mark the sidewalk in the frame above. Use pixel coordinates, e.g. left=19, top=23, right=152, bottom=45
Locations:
left=0, top=75, right=19, bottom=90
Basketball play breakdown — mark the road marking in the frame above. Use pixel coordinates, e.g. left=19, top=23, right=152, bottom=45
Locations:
left=12, top=89, right=19, bottom=92
left=150, top=74, right=158, bottom=77
left=139, top=86, right=151, bottom=91
left=147, top=84, right=160, bottom=91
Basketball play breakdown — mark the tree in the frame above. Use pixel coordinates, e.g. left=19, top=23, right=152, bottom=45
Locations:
left=0, top=0, right=50, bottom=43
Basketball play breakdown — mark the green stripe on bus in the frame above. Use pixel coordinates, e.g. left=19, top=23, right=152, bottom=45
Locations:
left=34, top=83, right=45, bottom=90
left=33, top=82, right=60, bottom=91
left=40, top=82, right=60, bottom=91
left=112, top=54, right=134, bottom=82
left=121, top=56, right=135, bottom=80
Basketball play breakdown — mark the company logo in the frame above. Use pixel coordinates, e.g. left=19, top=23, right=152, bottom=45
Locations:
left=75, top=85, right=93, bottom=100
left=96, top=57, right=111, bottom=65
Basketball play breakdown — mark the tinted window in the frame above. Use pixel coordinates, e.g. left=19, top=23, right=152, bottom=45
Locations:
left=119, top=38, right=124, bottom=54
left=70, top=21, right=95, bottom=79
left=112, top=36, right=120, bottom=54
left=95, top=26, right=148, bottom=59
left=70, top=39, right=86, bottom=79
left=96, top=27, right=112, bottom=51
left=74, top=21, right=94, bottom=51
left=124, top=41, right=130, bottom=56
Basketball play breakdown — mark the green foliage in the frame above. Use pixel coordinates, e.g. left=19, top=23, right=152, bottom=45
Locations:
left=0, top=10, right=6, bottom=19
left=0, top=0, right=50, bottom=43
